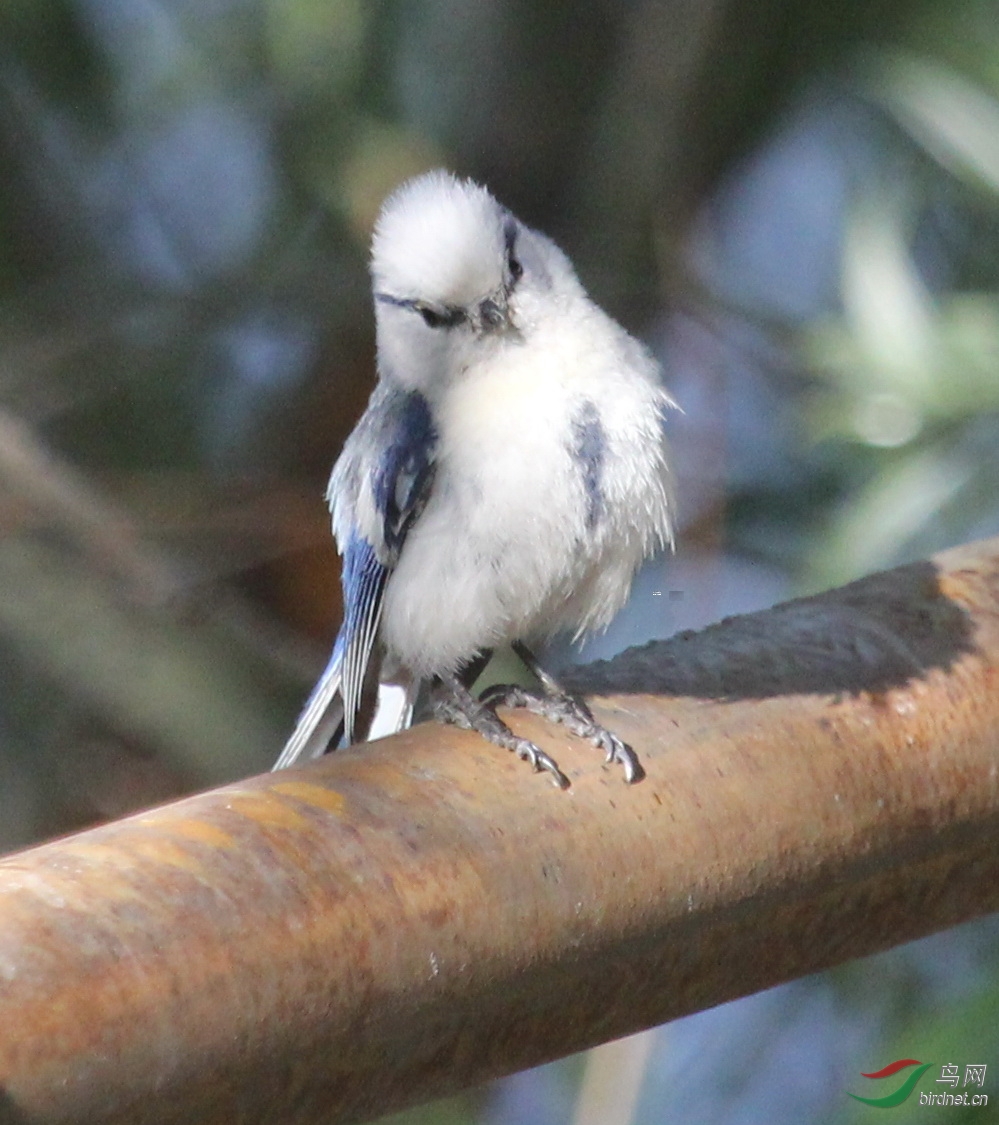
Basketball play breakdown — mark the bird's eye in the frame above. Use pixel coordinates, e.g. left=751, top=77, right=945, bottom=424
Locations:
left=508, top=255, right=523, bottom=283
left=418, top=306, right=449, bottom=329
left=421, top=304, right=470, bottom=330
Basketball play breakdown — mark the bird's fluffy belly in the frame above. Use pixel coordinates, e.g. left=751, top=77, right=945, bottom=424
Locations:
left=379, top=325, right=670, bottom=678
left=381, top=365, right=593, bottom=675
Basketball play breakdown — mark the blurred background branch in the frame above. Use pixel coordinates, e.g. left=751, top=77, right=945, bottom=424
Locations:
left=2, top=1, right=999, bottom=1122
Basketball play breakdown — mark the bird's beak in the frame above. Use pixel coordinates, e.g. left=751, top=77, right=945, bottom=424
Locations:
left=474, top=292, right=512, bottom=334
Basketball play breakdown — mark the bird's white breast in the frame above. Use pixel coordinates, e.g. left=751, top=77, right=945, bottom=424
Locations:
left=380, top=301, right=672, bottom=677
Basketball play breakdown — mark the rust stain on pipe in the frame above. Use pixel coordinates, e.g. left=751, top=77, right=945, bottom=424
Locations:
left=2, top=538, right=999, bottom=1124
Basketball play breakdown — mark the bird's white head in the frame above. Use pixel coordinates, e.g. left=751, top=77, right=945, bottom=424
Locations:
left=370, top=170, right=578, bottom=393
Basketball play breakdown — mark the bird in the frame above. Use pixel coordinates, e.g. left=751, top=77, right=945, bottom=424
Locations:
left=273, top=169, right=675, bottom=788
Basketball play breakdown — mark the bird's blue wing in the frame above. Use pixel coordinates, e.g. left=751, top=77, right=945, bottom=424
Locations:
left=370, top=389, right=438, bottom=561
left=338, top=532, right=389, bottom=741
left=274, top=385, right=437, bottom=768
left=338, top=388, right=436, bottom=739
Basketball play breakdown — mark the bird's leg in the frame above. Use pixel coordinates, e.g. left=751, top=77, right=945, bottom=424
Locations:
left=478, top=641, right=645, bottom=784
left=433, top=670, right=571, bottom=789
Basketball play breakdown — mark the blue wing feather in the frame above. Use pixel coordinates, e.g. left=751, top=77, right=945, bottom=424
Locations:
left=372, top=391, right=437, bottom=558
left=271, top=633, right=347, bottom=768
left=338, top=534, right=389, bottom=742
left=274, top=384, right=437, bottom=769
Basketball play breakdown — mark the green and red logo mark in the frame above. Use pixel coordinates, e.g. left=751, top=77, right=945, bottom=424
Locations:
left=848, top=1059, right=933, bottom=1107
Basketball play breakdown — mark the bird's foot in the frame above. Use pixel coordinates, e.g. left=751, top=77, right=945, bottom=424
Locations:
left=480, top=683, right=644, bottom=784
left=434, top=677, right=570, bottom=789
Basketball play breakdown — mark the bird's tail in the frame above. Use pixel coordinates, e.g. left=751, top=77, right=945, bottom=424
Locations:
left=272, top=650, right=346, bottom=770
left=272, top=645, right=422, bottom=770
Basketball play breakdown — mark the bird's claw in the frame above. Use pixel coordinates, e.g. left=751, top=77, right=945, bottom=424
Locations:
left=513, top=738, right=571, bottom=789
left=600, top=732, right=644, bottom=784
left=484, top=683, right=644, bottom=784
left=434, top=677, right=572, bottom=788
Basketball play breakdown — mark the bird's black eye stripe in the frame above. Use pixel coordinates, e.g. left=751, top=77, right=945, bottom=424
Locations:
left=504, top=218, right=523, bottom=283
left=376, top=293, right=466, bottom=330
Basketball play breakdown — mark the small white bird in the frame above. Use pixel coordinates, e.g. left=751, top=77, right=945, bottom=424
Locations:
left=274, top=170, right=675, bottom=787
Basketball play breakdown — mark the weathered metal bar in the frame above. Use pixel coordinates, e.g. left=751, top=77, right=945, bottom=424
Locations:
left=2, top=538, right=999, bottom=1125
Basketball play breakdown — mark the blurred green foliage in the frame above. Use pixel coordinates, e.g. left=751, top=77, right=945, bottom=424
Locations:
left=801, top=45, right=999, bottom=588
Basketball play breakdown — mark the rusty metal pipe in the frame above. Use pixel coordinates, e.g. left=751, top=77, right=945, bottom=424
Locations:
left=2, top=537, right=999, bottom=1124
